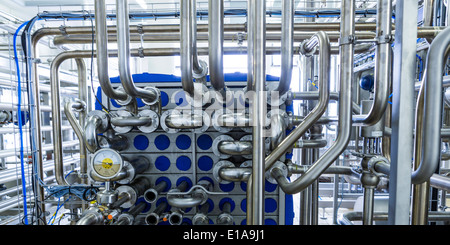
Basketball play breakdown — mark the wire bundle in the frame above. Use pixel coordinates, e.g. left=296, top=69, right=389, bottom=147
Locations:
left=44, top=185, right=99, bottom=202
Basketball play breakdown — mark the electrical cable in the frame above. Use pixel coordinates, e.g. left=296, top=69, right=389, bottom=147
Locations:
left=14, top=20, right=30, bottom=225
left=21, top=15, right=44, bottom=225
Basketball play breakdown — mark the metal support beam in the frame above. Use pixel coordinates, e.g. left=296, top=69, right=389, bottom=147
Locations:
left=388, top=0, right=418, bottom=225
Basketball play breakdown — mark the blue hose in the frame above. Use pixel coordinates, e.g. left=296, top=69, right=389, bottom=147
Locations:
left=14, top=21, right=30, bottom=225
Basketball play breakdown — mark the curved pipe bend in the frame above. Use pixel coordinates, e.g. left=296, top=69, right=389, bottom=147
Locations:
left=412, top=26, right=450, bottom=184
left=116, top=0, right=159, bottom=104
left=110, top=116, right=152, bottom=127
left=265, top=31, right=331, bottom=172
left=352, top=0, right=392, bottom=126
left=209, top=0, right=227, bottom=97
left=95, top=0, right=129, bottom=103
left=269, top=0, right=354, bottom=194
left=276, top=0, right=294, bottom=95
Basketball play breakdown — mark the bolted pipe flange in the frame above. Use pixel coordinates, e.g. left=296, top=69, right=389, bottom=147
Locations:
left=137, top=109, right=159, bottom=133
left=185, top=83, right=211, bottom=107
left=192, top=60, right=209, bottom=80
left=299, top=39, right=318, bottom=57
left=114, top=87, right=133, bottom=106
left=239, top=135, right=253, bottom=159
left=110, top=110, right=133, bottom=134
left=141, top=87, right=161, bottom=106
left=240, top=160, right=252, bottom=168
left=217, top=213, right=233, bottom=225
left=266, top=83, right=288, bottom=107
left=211, top=109, right=233, bottom=133
left=87, top=110, right=109, bottom=133
left=192, top=110, right=211, bottom=133
left=193, top=213, right=209, bottom=225
left=212, top=135, right=234, bottom=159
left=160, top=110, right=181, bottom=134
left=115, top=161, right=136, bottom=185
left=214, top=89, right=234, bottom=107
left=169, top=211, right=183, bottom=225
left=213, top=160, right=235, bottom=184
left=115, top=185, right=137, bottom=209
left=266, top=161, right=288, bottom=184
left=117, top=213, right=134, bottom=225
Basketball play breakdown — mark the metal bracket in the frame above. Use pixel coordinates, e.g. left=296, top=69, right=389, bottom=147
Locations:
left=59, top=25, right=68, bottom=36
left=136, top=24, right=144, bottom=35
left=375, top=34, right=394, bottom=44
left=339, top=35, right=357, bottom=46
left=167, top=185, right=229, bottom=196
left=138, top=47, right=145, bottom=58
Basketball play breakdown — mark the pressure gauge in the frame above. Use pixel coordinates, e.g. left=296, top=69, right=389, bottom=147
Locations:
left=91, top=149, right=124, bottom=180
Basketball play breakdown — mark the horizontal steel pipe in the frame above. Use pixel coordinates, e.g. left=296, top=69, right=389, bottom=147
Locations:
left=219, top=167, right=252, bottom=182
left=110, top=116, right=152, bottom=127
left=293, top=139, right=328, bottom=149
left=288, top=164, right=356, bottom=176
left=216, top=113, right=250, bottom=127
left=36, top=24, right=444, bottom=42
left=338, top=211, right=450, bottom=225
left=218, top=141, right=253, bottom=155
left=372, top=160, right=450, bottom=192
left=164, top=113, right=203, bottom=129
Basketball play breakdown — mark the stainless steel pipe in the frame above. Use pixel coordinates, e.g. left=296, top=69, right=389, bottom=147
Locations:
left=51, top=52, right=91, bottom=185
left=110, top=116, right=153, bottom=127
left=64, top=100, right=87, bottom=184
left=95, top=0, right=129, bottom=103
left=412, top=26, right=450, bottom=184
left=276, top=0, right=294, bottom=95
left=219, top=167, right=252, bottom=182
left=209, top=0, right=226, bottom=96
left=249, top=0, right=267, bottom=225
left=218, top=141, right=253, bottom=155
left=164, top=113, right=203, bottom=129
left=270, top=0, right=354, bottom=194
left=144, top=180, right=168, bottom=203
left=116, top=0, right=159, bottom=105
left=265, top=31, right=331, bottom=171
left=180, top=0, right=195, bottom=97
left=145, top=201, right=168, bottom=225
left=352, top=0, right=392, bottom=127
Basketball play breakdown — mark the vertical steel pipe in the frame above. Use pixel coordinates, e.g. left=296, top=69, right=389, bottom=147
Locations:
left=352, top=0, right=392, bottom=126
left=50, top=52, right=78, bottom=185
left=95, top=0, right=129, bottom=102
left=412, top=27, right=450, bottom=184
left=249, top=0, right=266, bottom=225
left=116, top=0, right=159, bottom=104
left=388, top=0, right=417, bottom=225
left=192, top=0, right=206, bottom=78
left=412, top=83, right=429, bottom=225
left=180, top=0, right=195, bottom=97
left=276, top=0, right=294, bottom=95
left=246, top=0, right=254, bottom=91
left=209, top=0, right=226, bottom=95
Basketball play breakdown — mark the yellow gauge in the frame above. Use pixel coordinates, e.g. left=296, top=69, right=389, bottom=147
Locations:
left=91, top=149, right=124, bottom=179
